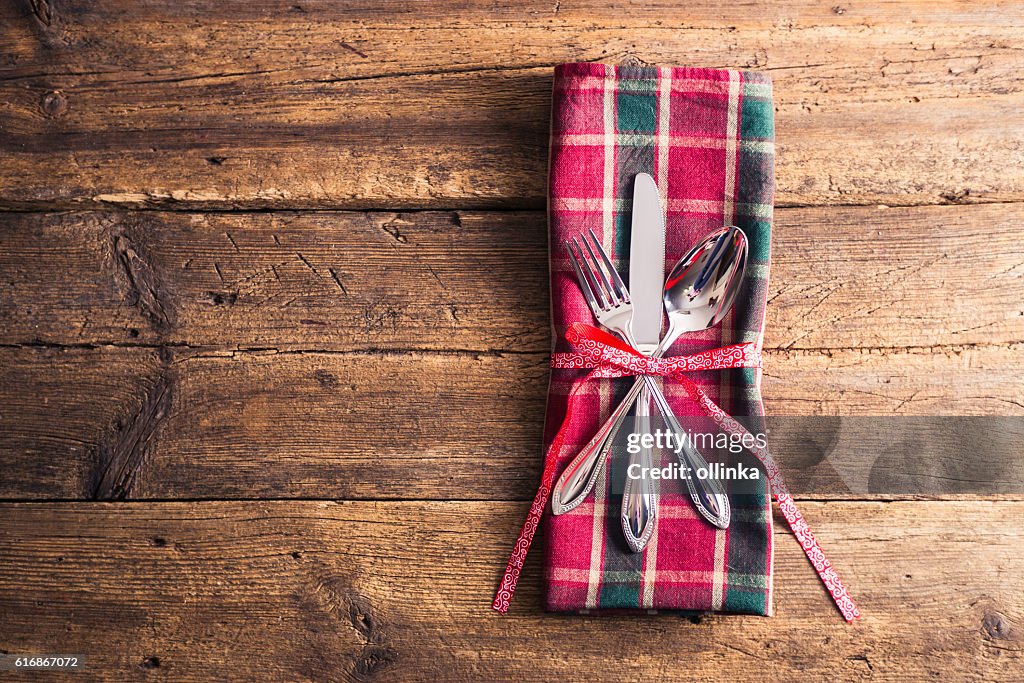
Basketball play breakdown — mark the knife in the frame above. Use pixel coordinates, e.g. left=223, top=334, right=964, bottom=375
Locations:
left=621, top=172, right=665, bottom=552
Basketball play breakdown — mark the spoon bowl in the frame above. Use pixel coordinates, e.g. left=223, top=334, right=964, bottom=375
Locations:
left=662, top=226, right=749, bottom=346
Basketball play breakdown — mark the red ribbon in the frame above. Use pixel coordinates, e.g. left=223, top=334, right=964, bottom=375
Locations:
left=493, top=322, right=860, bottom=622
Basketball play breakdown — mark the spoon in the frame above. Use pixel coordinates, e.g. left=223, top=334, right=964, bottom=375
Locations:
left=636, top=225, right=747, bottom=528
left=552, top=226, right=748, bottom=532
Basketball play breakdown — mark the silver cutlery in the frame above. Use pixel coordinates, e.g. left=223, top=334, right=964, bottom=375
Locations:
left=600, top=226, right=747, bottom=529
left=559, top=234, right=640, bottom=463
left=552, top=224, right=748, bottom=534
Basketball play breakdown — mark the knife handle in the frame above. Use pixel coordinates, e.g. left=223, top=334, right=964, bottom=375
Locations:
left=621, top=382, right=658, bottom=552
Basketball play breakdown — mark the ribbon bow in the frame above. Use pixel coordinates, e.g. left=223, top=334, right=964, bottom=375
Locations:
left=493, top=322, right=860, bottom=622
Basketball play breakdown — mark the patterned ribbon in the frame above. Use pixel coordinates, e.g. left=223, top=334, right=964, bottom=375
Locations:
left=493, top=322, right=860, bottom=622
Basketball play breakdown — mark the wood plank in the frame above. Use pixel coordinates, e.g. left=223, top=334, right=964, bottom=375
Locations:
left=1, top=344, right=1020, bottom=499
left=0, top=346, right=163, bottom=499
left=1, top=2, right=1022, bottom=208
left=0, top=500, right=1020, bottom=680
left=0, top=209, right=551, bottom=351
left=1, top=204, right=1022, bottom=352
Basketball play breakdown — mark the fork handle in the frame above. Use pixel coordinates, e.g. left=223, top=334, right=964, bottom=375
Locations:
left=648, top=380, right=731, bottom=529
left=550, top=382, right=636, bottom=515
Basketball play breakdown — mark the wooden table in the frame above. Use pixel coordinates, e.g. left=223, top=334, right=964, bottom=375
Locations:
left=2, top=2, right=1022, bottom=680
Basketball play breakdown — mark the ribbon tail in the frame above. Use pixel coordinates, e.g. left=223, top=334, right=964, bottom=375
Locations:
left=675, top=373, right=862, bottom=622
left=775, top=489, right=861, bottom=622
left=493, top=369, right=597, bottom=613
left=492, top=480, right=551, bottom=613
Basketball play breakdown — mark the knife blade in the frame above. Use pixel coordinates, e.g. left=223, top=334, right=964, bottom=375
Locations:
left=628, top=173, right=666, bottom=353
left=621, top=172, right=666, bottom=552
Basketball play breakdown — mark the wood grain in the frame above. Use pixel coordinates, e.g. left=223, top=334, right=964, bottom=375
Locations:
left=1, top=343, right=1021, bottom=500
left=2, top=204, right=1022, bottom=352
left=1, top=1, right=1022, bottom=209
left=0, top=500, right=1020, bottom=681
left=0, top=346, right=163, bottom=499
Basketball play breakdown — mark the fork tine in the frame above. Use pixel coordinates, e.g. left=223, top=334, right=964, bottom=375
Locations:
left=565, top=238, right=604, bottom=312
left=581, top=232, right=619, bottom=305
left=588, top=228, right=630, bottom=303
left=575, top=236, right=611, bottom=309
left=574, top=236, right=611, bottom=309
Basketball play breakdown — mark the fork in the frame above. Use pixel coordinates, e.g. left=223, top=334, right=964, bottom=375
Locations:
left=560, top=229, right=661, bottom=550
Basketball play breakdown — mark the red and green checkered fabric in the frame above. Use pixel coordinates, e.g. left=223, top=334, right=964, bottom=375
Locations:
left=543, top=63, right=775, bottom=615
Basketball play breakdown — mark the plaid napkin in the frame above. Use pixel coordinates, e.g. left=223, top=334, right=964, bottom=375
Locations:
left=543, top=63, right=775, bottom=614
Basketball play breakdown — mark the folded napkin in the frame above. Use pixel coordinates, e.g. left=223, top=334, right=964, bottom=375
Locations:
left=543, top=63, right=776, bottom=614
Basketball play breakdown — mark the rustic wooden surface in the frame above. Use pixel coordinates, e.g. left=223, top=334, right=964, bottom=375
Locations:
left=1, top=0, right=1023, bottom=680
left=1, top=501, right=1022, bottom=681
left=2, top=1, right=1023, bottom=210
